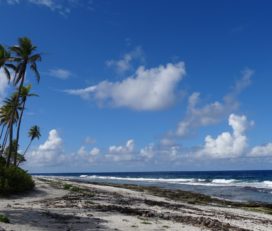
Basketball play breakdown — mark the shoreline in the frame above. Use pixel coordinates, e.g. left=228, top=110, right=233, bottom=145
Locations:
left=32, top=171, right=272, bottom=205
left=0, top=177, right=272, bottom=230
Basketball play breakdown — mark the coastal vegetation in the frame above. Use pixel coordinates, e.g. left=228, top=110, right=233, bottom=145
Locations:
left=0, top=37, right=41, bottom=195
left=0, top=214, right=9, bottom=223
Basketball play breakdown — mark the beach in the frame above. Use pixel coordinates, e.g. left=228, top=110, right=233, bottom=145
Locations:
left=0, top=177, right=272, bottom=231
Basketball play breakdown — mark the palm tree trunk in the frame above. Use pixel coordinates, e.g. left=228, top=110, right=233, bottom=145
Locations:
left=8, top=62, right=26, bottom=167
left=2, top=126, right=8, bottom=150
left=6, top=122, right=13, bottom=167
left=0, top=125, right=5, bottom=156
left=23, top=140, right=32, bottom=156
left=0, top=125, right=5, bottom=141
left=13, top=100, right=26, bottom=165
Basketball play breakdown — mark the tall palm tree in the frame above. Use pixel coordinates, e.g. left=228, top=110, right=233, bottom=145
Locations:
left=13, top=85, right=38, bottom=165
left=23, top=125, right=41, bottom=156
left=0, top=45, right=12, bottom=156
left=7, top=37, right=41, bottom=163
left=0, top=94, right=21, bottom=166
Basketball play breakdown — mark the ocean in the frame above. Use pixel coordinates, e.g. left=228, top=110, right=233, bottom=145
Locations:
left=34, top=170, right=272, bottom=204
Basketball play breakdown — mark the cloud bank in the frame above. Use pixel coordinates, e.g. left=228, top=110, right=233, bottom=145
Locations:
left=175, top=69, right=253, bottom=138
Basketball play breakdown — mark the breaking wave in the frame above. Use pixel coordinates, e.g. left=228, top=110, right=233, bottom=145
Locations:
left=79, top=175, right=272, bottom=190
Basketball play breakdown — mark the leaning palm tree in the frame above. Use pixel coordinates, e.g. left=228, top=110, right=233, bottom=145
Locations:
left=23, top=125, right=41, bottom=156
left=13, top=85, right=38, bottom=165
left=7, top=37, right=41, bottom=162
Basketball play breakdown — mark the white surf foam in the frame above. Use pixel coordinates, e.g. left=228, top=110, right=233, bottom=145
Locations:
left=79, top=175, right=272, bottom=190
left=212, top=179, right=238, bottom=184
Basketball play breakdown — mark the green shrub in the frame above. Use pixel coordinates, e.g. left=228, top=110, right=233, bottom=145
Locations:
left=0, top=166, right=35, bottom=195
left=63, top=183, right=72, bottom=190
left=0, top=214, right=10, bottom=223
left=70, top=186, right=81, bottom=192
left=0, top=157, right=5, bottom=166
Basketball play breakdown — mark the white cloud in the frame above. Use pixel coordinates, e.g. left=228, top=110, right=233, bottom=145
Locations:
left=77, top=146, right=87, bottom=156
left=6, top=0, right=20, bottom=4
left=175, top=69, right=253, bottom=137
left=106, top=139, right=135, bottom=161
left=84, top=136, right=96, bottom=144
left=48, top=68, right=72, bottom=80
left=0, top=69, right=10, bottom=101
left=106, top=47, right=144, bottom=74
left=249, top=143, right=272, bottom=157
left=90, top=147, right=100, bottom=156
left=140, top=143, right=155, bottom=160
left=199, top=114, right=251, bottom=158
left=66, top=62, right=186, bottom=110
left=4, top=0, right=91, bottom=15
left=109, top=139, right=134, bottom=154
left=167, top=146, right=181, bottom=161
left=28, top=0, right=56, bottom=10
left=160, top=137, right=176, bottom=146
left=75, top=145, right=100, bottom=163
left=26, top=129, right=65, bottom=166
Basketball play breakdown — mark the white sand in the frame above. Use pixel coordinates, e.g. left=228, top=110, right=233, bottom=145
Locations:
left=0, top=177, right=271, bottom=231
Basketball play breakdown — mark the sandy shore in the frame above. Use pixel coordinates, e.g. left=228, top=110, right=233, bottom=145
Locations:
left=0, top=177, right=272, bottom=231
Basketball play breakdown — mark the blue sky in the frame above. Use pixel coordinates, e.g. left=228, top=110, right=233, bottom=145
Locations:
left=1, top=0, right=272, bottom=173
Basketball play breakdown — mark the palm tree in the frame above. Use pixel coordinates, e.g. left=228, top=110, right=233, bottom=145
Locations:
left=7, top=37, right=41, bottom=163
left=0, top=45, right=12, bottom=157
left=10, top=37, right=41, bottom=87
left=0, top=121, right=8, bottom=157
left=2, top=139, right=26, bottom=167
left=0, top=94, right=21, bottom=166
left=23, top=125, right=41, bottom=156
left=0, top=45, right=12, bottom=82
left=13, top=85, right=38, bottom=165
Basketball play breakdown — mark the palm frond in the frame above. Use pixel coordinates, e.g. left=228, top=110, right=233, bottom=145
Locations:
left=30, top=62, right=40, bottom=83
left=3, top=67, right=11, bottom=82
left=5, top=63, right=17, bottom=71
left=29, top=54, right=41, bottom=62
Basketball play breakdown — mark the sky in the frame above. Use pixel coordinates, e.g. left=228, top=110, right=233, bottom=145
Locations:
left=1, top=0, right=272, bottom=173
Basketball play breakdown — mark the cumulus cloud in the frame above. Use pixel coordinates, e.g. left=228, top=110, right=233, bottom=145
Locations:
left=26, top=129, right=65, bottom=166
left=198, top=114, right=252, bottom=158
left=106, top=47, right=144, bottom=74
left=66, top=62, right=186, bottom=110
left=75, top=145, right=100, bottom=163
left=90, top=147, right=100, bottom=156
left=48, top=68, right=72, bottom=80
left=175, top=69, right=253, bottom=137
left=106, top=139, right=135, bottom=161
left=140, top=143, right=155, bottom=160
left=77, top=146, right=87, bottom=156
left=249, top=143, right=272, bottom=157
left=109, top=139, right=134, bottom=154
